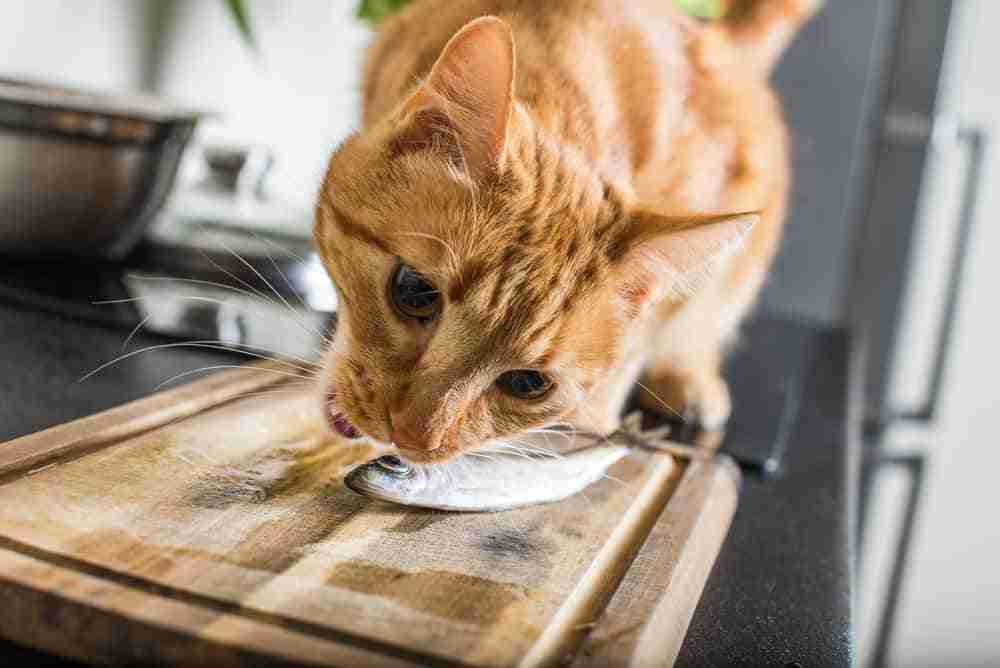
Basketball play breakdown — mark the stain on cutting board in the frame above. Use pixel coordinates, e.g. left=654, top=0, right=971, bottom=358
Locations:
left=325, top=560, right=536, bottom=626
left=479, top=527, right=547, bottom=563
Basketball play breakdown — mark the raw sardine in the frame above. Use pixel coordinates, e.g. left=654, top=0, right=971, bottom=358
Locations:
left=344, top=412, right=695, bottom=512
left=345, top=442, right=628, bottom=512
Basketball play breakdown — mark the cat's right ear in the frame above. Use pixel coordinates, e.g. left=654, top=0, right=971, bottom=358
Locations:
left=391, top=16, right=516, bottom=182
left=614, top=211, right=759, bottom=312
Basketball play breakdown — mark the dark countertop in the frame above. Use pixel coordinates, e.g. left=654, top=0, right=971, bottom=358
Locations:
left=0, top=299, right=856, bottom=666
left=679, top=322, right=857, bottom=667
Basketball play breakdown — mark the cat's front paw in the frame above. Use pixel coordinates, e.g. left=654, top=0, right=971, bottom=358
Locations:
left=638, top=370, right=731, bottom=432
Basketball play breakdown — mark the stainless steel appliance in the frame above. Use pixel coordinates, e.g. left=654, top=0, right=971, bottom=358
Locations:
left=0, top=78, right=201, bottom=259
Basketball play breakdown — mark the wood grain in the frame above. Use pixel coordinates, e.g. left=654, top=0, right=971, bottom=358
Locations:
left=0, top=547, right=422, bottom=667
left=0, top=370, right=738, bottom=667
left=572, top=457, right=741, bottom=667
left=0, top=360, right=299, bottom=477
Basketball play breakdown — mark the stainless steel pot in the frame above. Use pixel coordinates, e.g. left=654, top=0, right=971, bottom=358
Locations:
left=0, top=78, right=203, bottom=259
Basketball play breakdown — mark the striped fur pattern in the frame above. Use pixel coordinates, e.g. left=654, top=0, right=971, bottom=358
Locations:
left=315, top=0, right=821, bottom=461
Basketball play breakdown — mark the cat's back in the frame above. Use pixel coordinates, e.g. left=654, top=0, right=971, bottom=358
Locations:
left=361, top=0, right=786, bottom=212
left=361, top=0, right=696, bottom=131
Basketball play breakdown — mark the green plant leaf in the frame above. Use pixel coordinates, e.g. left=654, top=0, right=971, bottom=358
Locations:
left=356, top=0, right=412, bottom=24
left=673, top=0, right=727, bottom=20
left=355, top=0, right=727, bottom=25
left=224, top=0, right=258, bottom=51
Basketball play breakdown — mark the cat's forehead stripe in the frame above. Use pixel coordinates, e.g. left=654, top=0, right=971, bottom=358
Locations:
left=328, top=201, right=393, bottom=255
left=447, top=172, right=627, bottom=343
left=448, top=257, right=490, bottom=302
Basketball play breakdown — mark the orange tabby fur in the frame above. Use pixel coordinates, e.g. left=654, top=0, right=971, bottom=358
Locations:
left=315, top=0, right=821, bottom=461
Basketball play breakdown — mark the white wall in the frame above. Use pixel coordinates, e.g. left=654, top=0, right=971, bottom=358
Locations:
left=156, top=0, right=371, bottom=210
left=1, top=1, right=371, bottom=225
left=0, top=1, right=146, bottom=91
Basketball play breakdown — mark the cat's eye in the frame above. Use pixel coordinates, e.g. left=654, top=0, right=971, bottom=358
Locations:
left=496, top=370, right=554, bottom=400
left=390, top=263, right=441, bottom=321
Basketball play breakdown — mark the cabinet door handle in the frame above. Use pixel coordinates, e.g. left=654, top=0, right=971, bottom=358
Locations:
left=895, top=125, right=988, bottom=423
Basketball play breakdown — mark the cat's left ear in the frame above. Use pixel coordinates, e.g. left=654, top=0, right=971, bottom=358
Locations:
left=393, top=16, right=516, bottom=181
left=614, top=212, right=759, bottom=310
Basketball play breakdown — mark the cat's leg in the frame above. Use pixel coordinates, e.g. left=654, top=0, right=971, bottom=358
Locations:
left=638, top=226, right=774, bottom=430
left=638, top=287, right=737, bottom=430
left=570, top=354, right=647, bottom=436
left=639, top=122, right=788, bottom=428
left=640, top=359, right=732, bottom=430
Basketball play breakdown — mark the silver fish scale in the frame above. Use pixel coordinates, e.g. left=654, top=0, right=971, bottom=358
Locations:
left=344, top=410, right=713, bottom=513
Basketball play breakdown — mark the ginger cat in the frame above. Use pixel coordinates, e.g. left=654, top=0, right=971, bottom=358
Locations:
left=315, top=0, right=821, bottom=462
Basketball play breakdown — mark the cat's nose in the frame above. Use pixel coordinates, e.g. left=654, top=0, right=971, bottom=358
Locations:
left=389, top=413, right=438, bottom=451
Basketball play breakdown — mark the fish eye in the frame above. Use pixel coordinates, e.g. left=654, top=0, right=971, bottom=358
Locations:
left=376, top=455, right=413, bottom=477
left=389, top=263, right=440, bottom=322
left=496, top=370, right=554, bottom=400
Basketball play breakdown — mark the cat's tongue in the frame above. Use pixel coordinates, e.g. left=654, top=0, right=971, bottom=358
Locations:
left=330, top=413, right=360, bottom=439
left=326, top=388, right=361, bottom=439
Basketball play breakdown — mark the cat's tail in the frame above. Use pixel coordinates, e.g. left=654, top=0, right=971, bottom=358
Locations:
left=711, top=0, right=824, bottom=74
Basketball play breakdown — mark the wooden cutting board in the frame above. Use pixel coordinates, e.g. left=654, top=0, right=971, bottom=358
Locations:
left=0, top=362, right=739, bottom=667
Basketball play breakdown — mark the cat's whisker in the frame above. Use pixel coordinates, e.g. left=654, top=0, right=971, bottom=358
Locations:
left=268, top=252, right=324, bottom=318
left=635, top=381, right=686, bottom=423
left=529, top=425, right=577, bottom=436
left=176, top=339, right=318, bottom=369
left=203, top=227, right=324, bottom=340
left=508, top=436, right=565, bottom=455
left=159, top=335, right=314, bottom=368
left=96, top=294, right=223, bottom=308
left=490, top=440, right=565, bottom=461
left=466, top=452, right=500, bottom=463
left=246, top=232, right=322, bottom=317
left=230, top=384, right=319, bottom=402
left=120, top=313, right=153, bottom=352
left=120, top=275, right=263, bottom=304
left=152, top=365, right=309, bottom=392
left=526, top=427, right=574, bottom=445
left=193, top=248, right=282, bottom=310
left=519, top=446, right=566, bottom=460
left=482, top=443, right=537, bottom=461
left=96, top=294, right=325, bottom=358
left=173, top=343, right=318, bottom=375
left=78, top=341, right=316, bottom=384
left=540, top=420, right=587, bottom=434
left=185, top=242, right=327, bottom=351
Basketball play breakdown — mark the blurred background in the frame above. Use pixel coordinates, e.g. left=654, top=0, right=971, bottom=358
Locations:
left=1, top=1, right=998, bottom=666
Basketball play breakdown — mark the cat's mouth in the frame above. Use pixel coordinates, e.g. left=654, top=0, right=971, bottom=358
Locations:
left=329, top=411, right=361, bottom=439
left=324, top=388, right=363, bottom=440
left=324, top=388, right=464, bottom=464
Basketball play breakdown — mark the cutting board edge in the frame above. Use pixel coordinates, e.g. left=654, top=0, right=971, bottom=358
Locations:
left=571, top=455, right=741, bottom=668
left=0, top=539, right=433, bottom=668
left=0, top=361, right=298, bottom=478
left=519, top=453, right=685, bottom=668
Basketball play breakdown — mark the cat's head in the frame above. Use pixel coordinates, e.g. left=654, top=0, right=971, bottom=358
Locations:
left=315, top=17, right=756, bottom=462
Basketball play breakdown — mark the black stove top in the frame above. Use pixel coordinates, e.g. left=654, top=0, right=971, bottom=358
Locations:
left=0, top=222, right=337, bottom=361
